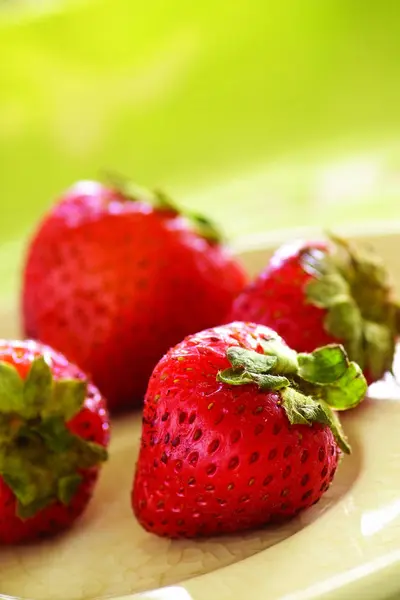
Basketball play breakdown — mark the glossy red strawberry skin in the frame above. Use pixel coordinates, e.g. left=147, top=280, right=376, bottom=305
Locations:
left=228, top=240, right=336, bottom=354
left=132, top=322, right=339, bottom=538
left=0, top=340, right=110, bottom=544
left=22, top=182, right=248, bottom=411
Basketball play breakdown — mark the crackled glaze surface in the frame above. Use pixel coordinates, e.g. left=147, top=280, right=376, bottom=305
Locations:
left=0, top=329, right=360, bottom=599
left=2, top=228, right=400, bottom=600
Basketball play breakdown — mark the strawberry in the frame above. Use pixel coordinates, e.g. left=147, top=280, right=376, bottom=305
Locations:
left=132, top=321, right=366, bottom=538
left=228, top=234, right=400, bottom=384
left=22, top=180, right=247, bottom=411
left=0, top=339, right=109, bottom=544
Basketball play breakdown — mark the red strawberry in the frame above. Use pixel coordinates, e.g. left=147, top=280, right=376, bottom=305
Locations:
left=228, top=235, right=399, bottom=384
left=0, top=339, right=109, bottom=544
left=22, top=181, right=247, bottom=411
left=132, top=322, right=366, bottom=538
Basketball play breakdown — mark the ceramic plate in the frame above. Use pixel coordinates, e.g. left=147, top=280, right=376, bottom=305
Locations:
left=1, top=227, right=400, bottom=600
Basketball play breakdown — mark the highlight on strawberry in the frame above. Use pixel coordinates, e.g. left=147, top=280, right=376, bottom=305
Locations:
left=132, top=321, right=367, bottom=538
left=0, top=340, right=109, bottom=544
left=22, top=179, right=248, bottom=411
left=228, top=234, right=400, bottom=385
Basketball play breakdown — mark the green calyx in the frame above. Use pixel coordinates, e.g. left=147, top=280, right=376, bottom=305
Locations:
left=217, top=335, right=367, bottom=453
left=301, top=233, right=399, bottom=380
left=105, top=172, right=222, bottom=243
left=0, top=357, right=108, bottom=519
left=152, top=189, right=222, bottom=244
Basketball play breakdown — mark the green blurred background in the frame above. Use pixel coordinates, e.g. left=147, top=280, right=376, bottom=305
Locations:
left=1, top=0, right=400, bottom=300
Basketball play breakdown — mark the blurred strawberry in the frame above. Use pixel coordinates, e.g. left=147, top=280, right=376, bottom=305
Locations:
left=228, top=234, right=399, bottom=384
left=22, top=180, right=247, bottom=411
left=0, top=339, right=109, bottom=544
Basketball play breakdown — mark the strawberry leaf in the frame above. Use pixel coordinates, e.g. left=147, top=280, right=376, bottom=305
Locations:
left=305, top=272, right=350, bottom=306
left=50, top=379, right=87, bottom=421
left=217, top=345, right=290, bottom=390
left=217, top=367, right=261, bottom=387
left=152, top=189, right=179, bottom=213
left=22, top=357, right=87, bottom=421
left=298, top=345, right=349, bottom=384
left=363, top=320, right=396, bottom=381
left=0, top=361, right=24, bottom=415
left=257, top=375, right=290, bottom=390
left=316, top=400, right=351, bottom=454
left=33, top=416, right=76, bottom=452
left=217, top=367, right=289, bottom=390
left=186, top=211, right=222, bottom=244
left=260, top=339, right=299, bottom=374
left=281, top=388, right=351, bottom=454
left=69, top=437, right=108, bottom=469
left=58, top=474, right=82, bottom=505
left=324, top=299, right=363, bottom=365
left=280, top=388, right=319, bottom=426
left=226, top=347, right=277, bottom=374
left=319, top=361, right=367, bottom=411
left=328, top=232, right=389, bottom=289
left=23, top=356, right=52, bottom=418
left=0, top=446, right=51, bottom=509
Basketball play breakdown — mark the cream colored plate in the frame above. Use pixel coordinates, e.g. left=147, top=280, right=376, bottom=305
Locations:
left=1, top=226, right=400, bottom=600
